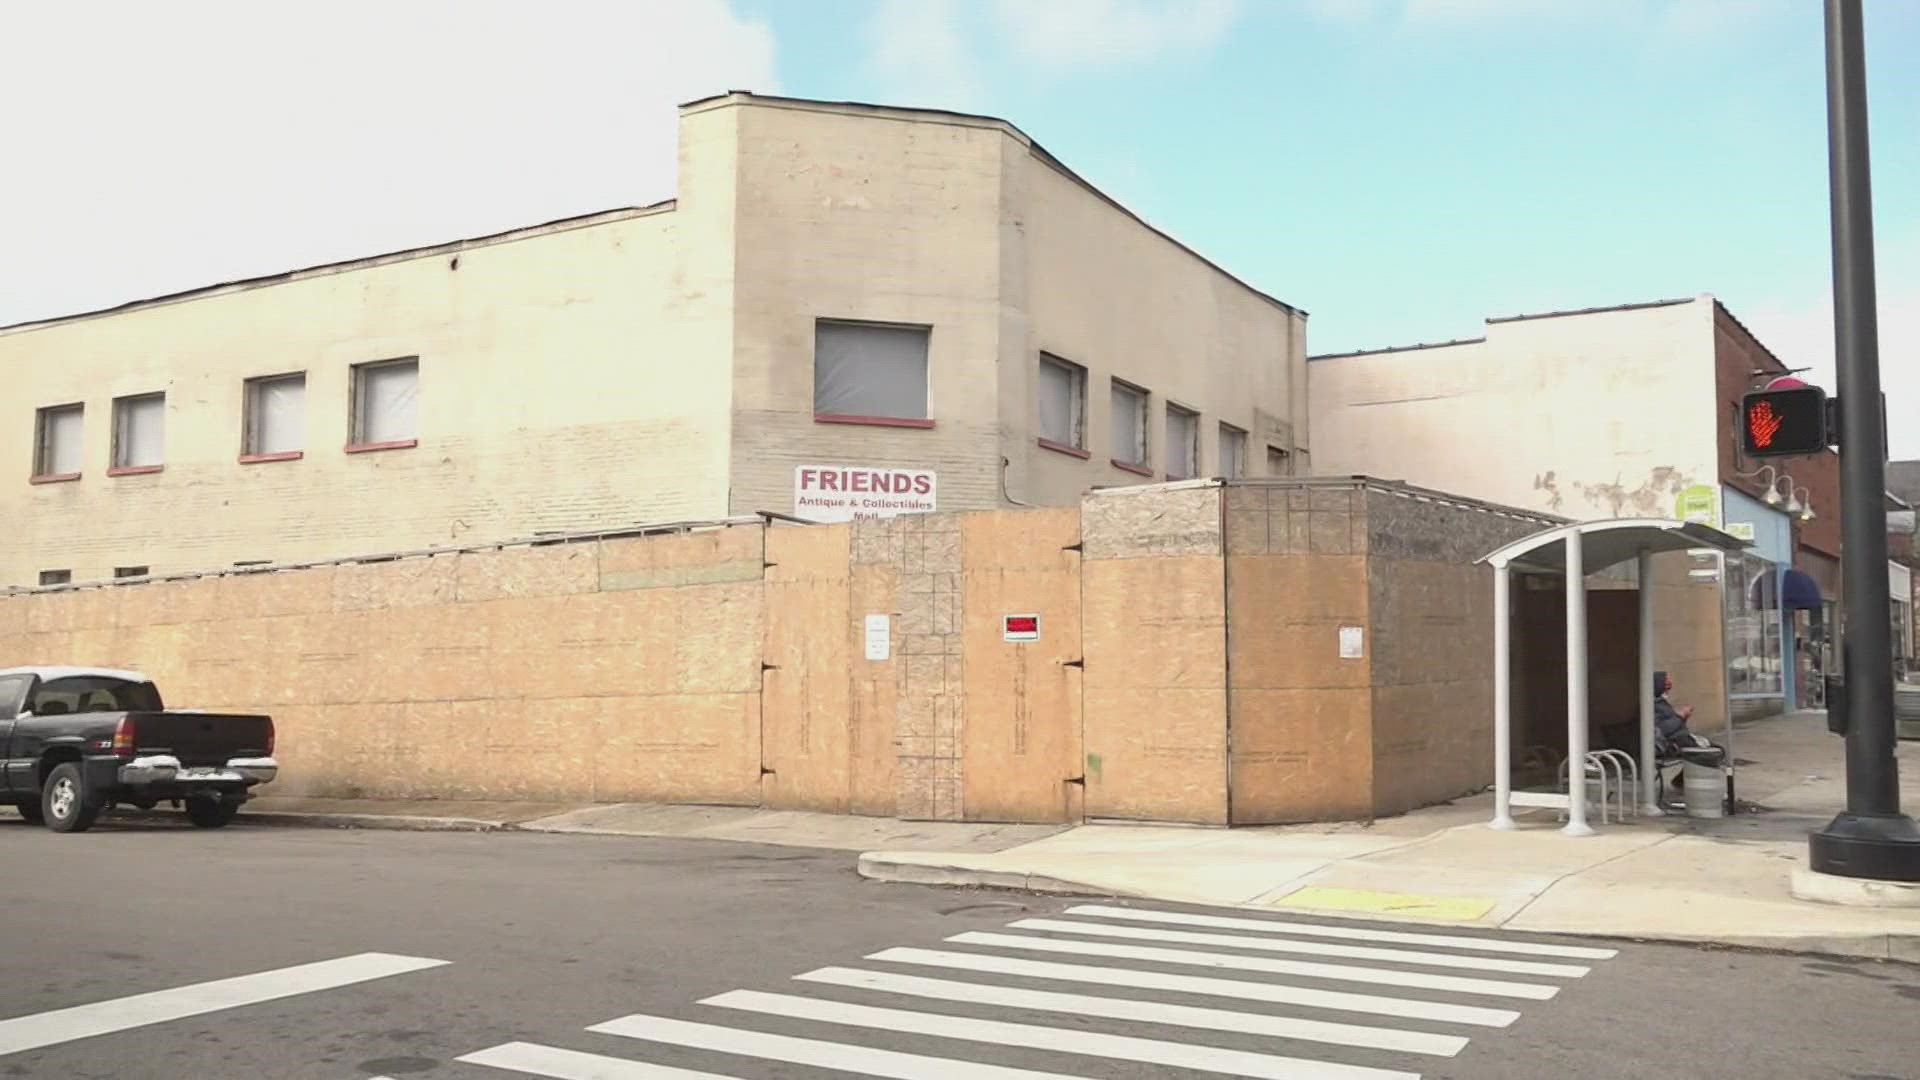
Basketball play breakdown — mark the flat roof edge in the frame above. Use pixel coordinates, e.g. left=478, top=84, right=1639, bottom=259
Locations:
left=0, top=202, right=675, bottom=337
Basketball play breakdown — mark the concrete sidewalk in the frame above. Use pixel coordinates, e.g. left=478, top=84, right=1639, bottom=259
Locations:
left=859, top=712, right=1920, bottom=961
left=208, top=796, right=1063, bottom=853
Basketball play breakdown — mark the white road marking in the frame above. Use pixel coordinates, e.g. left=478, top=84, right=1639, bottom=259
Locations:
left=949, top=931, right=1560, bottom=1000
left=1010, top=918, right=1590, bottom=978
left=0, top=952, right=449, bottom=1059
left=867, top=946, right=1520, bottom=1027
left=459, top=1041, right=742, bottom=1078
left=1064, top=905, right=1620, bottom=960
left=588, top=1014, right=1092, bottom=1079
left=699, top=989, right=1422, bottom=1080
left=796, top=965, right=1469, bottom=1057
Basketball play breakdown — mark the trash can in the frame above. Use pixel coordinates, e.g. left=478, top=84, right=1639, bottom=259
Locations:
left=1679, top=746, right=1726, bottom=819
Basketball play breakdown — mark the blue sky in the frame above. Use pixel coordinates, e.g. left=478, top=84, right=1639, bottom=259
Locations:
left=4, top=1, right=1915, bottom=451
left=751, top=0, right=1919, bottom=372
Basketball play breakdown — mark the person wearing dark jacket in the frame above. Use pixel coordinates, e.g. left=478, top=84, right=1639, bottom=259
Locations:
left=1654, top=670, right=1724, bottom=787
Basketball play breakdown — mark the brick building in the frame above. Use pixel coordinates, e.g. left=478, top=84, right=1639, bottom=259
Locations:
left=1308, top=295, right=1843, bottom=717
left=2, top=93, right=1309, bottom=587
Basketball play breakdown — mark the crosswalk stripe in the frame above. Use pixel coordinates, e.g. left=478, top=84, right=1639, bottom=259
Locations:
left=588, top=1014, right=1091, bottom=1079
left=699, top=989, right=1422, bottom=1080
left=459, top=1041, right=741, bottom=1079
left=1064, top=905, right=1619, bottom=960
left=796, top=965, right=1469, bottom=1057
left=0, top=952, right=449, bottom=1059
left=950, top=931, right=1560, bottom=1000
left=865, top=947, right=1520, bottom=1027
left=1010, top=918, right=1590, bottom=978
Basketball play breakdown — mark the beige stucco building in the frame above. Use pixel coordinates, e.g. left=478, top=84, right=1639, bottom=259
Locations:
left=1309, top=296, right=1846, bottom=724
left=3, top=93, right=1309, bottom=588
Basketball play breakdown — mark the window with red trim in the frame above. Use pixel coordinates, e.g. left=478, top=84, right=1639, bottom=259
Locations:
left=813, top=319, right=930, bottom=424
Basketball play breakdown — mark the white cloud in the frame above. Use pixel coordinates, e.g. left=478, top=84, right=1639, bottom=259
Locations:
left=1739, top=224, right=1920, bottom=459
left=865, top=0, right=984, bottom=109
left=0, top=0, right=776, bottom=327
left=990, top=0, right=1241, bottom=68
left=1304, top=0, right=1785, bottom=36
left=861, top=0, right=1244, bottom=109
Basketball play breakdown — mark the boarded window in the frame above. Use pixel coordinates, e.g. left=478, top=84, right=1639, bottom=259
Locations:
left=245, top=373, right=307, bottom=456
left=1219, top=424, right=1247, bottom=479
left=38, top=570, right=71, bottom=586
left=1038, top=354, right=1086, bottom=448
left=352, top=358, right=419, bottom=446
left=813, top=320, right=930, bottom=421
left=112, top=393, right=165, bottom=470
left=1268, top=445, right=1291, bottom=477
left=1111, top=381, right=1148, bottom=466
left=1166, top=405, right=1199, bottom=479
left=34, top=404, right=83, bottom=477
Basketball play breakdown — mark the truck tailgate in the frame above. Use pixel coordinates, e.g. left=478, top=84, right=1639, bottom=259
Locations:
left=129, top=712, right=273, bottom=766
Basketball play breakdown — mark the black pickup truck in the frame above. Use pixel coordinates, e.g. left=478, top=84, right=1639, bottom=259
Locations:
left=0, top=667, right=278, bottom=833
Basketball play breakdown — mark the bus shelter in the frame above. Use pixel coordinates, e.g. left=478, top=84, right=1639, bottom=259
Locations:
left=1480, top=518, right=1748, bottom=835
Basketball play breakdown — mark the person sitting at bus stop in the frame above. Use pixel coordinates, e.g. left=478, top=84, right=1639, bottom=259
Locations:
left=1655, top=670, right=1724, bottom=787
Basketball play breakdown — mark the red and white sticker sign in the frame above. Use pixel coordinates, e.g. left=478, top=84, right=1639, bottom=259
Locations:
left=1004, top=614, right=1040, bottom=642
left=794, top=466, right=937, bottom=523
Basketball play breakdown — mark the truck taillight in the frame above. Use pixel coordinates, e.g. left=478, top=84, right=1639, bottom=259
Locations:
left=111, top=715, right=136, bottom=755
left=264, top=719, right=275, bottom=756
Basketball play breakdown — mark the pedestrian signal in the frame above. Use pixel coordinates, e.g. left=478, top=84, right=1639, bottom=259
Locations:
left=1740, top=386, right=1828, bottom=457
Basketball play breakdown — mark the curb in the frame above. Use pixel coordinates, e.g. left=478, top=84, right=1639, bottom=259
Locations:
left=240, top=810, right=509, bottom=832
left=855, top=854, right=1131, bottom=898
left=855, top=855, right=1920, bottom=963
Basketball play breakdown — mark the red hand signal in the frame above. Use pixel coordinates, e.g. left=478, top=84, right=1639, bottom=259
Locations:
left=1748, top=400, right=1783, bottom=449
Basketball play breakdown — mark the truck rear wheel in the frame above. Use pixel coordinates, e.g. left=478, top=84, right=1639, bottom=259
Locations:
left=42, top=763, right=101, bottom=833
left=185, top=797, right=240, bottom=829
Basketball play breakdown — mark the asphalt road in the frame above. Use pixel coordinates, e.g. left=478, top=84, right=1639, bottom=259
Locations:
left=0, top=812, right=1916, bottom=1080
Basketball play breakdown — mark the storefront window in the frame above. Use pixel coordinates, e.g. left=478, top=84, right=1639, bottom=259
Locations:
left=1893, top=598, right=1911, bottom=665
left=1726, top=554, right=1783, bottom=695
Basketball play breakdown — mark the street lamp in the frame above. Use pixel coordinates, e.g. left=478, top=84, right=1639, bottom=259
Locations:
left=1807, top=0, right=1920, bottom=882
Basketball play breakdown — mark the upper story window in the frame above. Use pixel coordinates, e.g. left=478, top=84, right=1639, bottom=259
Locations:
left=38, top=569, right=71, bottom=586
left=814, top=319, right=932, bottom=427
left=1219, top=424, right=1248, bottom=479
left=1110, top=380, right=1149, bottom=472
left=1037, top=354, right=1087, bottom=454
left=1268, top=445, right=1292, bottom=477
left=32, top=404, right=84, bottom=481
left=244, top=372, right=307, bottom=460
left=111, top=393, right=166, bottom=474
left=1166, top=404, right=1199, bottom=480
left=349, top=358, right=419, bottom=451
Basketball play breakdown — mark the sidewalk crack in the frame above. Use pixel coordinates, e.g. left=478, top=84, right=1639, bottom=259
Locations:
left=1499, top=833, right=1677, bottom=926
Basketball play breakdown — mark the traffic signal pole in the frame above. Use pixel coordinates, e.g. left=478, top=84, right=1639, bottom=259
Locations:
left=1807, top=0, right=1920, bottom=881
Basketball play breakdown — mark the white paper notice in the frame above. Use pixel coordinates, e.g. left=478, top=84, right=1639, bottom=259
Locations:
left=1338, top=626, right=1364, bottom=659
left=864, top=615, right=891, bottom=661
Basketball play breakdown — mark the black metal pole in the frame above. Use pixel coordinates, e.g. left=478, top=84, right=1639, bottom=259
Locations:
left=1808, top=0, right=1920, bottom=881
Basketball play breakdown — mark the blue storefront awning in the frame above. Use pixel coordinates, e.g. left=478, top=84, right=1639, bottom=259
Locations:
left=1755, top=568, right=1824, bottom=611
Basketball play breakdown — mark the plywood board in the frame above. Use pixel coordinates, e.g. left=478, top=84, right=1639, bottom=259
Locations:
left=849, top=562, right=900, bottom=816
left=1082, top=554, right=1227, bottom=823
left=1227, top=687, right=1373, bottom=823
left=960, top=508, right=1083, bottom=823
left=331, top=555, right=459, bottom=613
left=454, top=544, right=598, bottom=603
left=761, top=525, right=854, bottom=812
left=600, top=526, right=765, bottom=591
